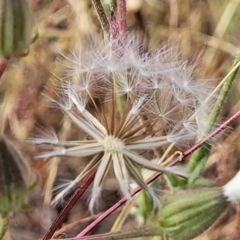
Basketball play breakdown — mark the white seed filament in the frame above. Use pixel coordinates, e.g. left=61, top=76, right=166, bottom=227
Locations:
left=101, top=136, right=125, bottom=154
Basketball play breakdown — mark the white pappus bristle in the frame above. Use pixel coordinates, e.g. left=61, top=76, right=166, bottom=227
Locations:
left=222, top=171, right=240, bottom=203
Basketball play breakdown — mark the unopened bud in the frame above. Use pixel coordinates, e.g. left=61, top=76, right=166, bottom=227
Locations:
left=159, top=187, right=228, bottom=240
left=0, top=0, right=33, bottom=58
left=159, top=171, right=240, bottom=240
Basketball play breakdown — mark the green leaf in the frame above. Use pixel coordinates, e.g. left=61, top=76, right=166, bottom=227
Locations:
left=187, top=53, right=240, bottom=175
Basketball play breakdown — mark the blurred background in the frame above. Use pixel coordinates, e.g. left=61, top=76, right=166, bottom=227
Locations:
left=1, top=0, right=240, bottom=239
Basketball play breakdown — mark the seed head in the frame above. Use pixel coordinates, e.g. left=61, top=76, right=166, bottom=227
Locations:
left=32, top=35, right=216, bottom=212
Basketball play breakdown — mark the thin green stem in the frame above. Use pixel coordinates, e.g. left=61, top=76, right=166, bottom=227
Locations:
left=205, top=53, right=240, bottom=135
left=188, top=53, right=240, bottom=174
left=0, top=217, right=9, bottom=240
left=112, top=73, right=125, bottom=116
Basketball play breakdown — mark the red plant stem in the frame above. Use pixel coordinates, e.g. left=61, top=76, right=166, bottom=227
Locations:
left=117, top=0, right=127, bottom=36
left=0, top=58, right=8, bottom=79
left=75, top=110, right=240, bottom=238
left=42, top=169, right=97, bottom=240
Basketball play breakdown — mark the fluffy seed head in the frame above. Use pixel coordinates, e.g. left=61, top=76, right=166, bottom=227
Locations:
left=32, top=34, right=217, bottom=212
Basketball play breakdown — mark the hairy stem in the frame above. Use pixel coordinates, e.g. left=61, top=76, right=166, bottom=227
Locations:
left=206, top=53, right=240, bottom=134
left=188, top=53, right=240, bottom=174
left=92, top=0, right=110, bottom=35
left=117, top=0, right=127, bottom=36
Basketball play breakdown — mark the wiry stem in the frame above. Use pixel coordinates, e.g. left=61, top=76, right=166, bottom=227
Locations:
left=42, top=168, right=97, bottom=240
left=75, top=109, right=240, bottom=238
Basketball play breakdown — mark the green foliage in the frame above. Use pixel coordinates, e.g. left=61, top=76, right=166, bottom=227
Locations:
left=0, top=137, right=36, bottom=218
left=0, top=0, right=33, bottom=58
left=159, top=187, right=228, bottom=240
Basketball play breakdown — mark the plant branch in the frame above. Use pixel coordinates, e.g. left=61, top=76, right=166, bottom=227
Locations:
left=42, top=168, right=97, bottom=240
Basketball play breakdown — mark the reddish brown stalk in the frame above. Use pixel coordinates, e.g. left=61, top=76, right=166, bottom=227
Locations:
left=114, top=103, right=132, bottom=136
left=123, top=120, right=156, bottom=143
left=74, top=109, right=240, bottom=238
left=0, top=58, right=8, bottom=79
left=42, top=168, right=97, bottom=240
left=119, top=116, right=142, bottom=137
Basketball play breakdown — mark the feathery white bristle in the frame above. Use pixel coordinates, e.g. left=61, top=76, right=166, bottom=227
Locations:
left=35, top=146, right=66, bottom=160
left=28, top=127, right=59, bottom=145
left=51, top=180, right=77, bottom=206
left=89, top=186, right=102, bottom=213
left=223, top=171, right=240, bottom=203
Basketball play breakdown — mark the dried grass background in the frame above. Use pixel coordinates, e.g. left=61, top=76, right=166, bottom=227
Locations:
left=1, top=0, right=240, bottom=239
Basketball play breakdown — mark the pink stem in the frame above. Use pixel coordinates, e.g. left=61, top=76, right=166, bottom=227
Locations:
left=117, top=0, right=127, bottom=37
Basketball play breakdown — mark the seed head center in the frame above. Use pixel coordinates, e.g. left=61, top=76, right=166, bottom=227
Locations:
left=102, top=136, right=125, bottom=153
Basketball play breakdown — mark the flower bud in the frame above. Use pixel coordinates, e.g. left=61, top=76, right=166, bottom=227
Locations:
left=0, top=137, right=36, bottom=217
left=159, top=187, right=228, bottom=240
left=0, top=0, right=33, bottom=58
